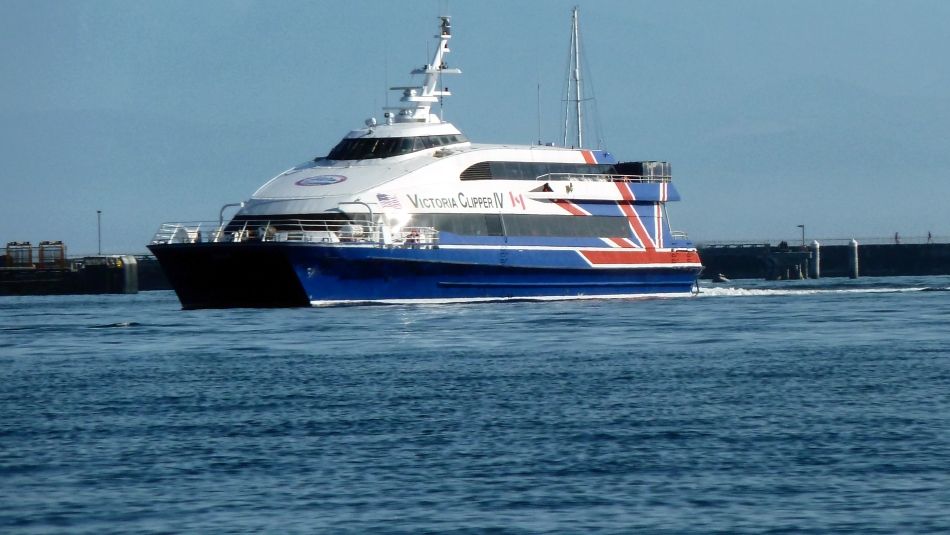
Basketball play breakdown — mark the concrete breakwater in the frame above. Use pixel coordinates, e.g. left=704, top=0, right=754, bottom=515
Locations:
left=5, top=239, right=950, bottom=296
left=698, top=240, right=950, bottom=280
left=1, top=241, right=171, bottom=296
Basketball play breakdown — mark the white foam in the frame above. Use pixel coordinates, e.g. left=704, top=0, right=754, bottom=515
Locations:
left=697, top=286, right=930, bottom=298
left=309, top=291, right=695, bottom=306
left=307, top=285, right=948, bottom=305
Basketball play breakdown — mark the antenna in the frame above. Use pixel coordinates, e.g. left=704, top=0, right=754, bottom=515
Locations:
left=537, top=82, right=542, bottom=145
left=384, top=31, right=390, bottom=109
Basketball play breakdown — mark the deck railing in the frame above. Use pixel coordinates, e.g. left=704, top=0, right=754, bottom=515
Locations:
left=697, top=235, right=949, bottom=247
left=670, top=230, right=690, bottom=241
left=536, top=172, right=671, bottom=183
left=150, top=219, right=439, bottom=247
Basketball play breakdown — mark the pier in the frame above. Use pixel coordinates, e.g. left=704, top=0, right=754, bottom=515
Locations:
left=0, top=241, right=169, bottom=296
left=4, top=235, right=950, bottom=297
left=698, top=236, right=950, bottom=281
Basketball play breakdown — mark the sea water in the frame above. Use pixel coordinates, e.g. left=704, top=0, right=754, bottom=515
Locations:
left=2, top=276, right=949, bottom=534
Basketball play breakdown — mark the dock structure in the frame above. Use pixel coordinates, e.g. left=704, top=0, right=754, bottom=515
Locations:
left=697, top=242, right=810, bottom=281
left=3, top=236, right=950, bottom=295
left=0, top=241, right=149, bottom=296
left=698, top=237, right=950, bottom=281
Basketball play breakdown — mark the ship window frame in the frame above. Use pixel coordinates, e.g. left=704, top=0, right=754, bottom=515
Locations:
left=325, top=134, right=468, bottom=161
left=409, top=213, right=504, bottom=236
left=502, top=214, right=633, bottom=237
left=459, top=161, right=618, bottom=181
left=408, top=213, right=633, bottom=238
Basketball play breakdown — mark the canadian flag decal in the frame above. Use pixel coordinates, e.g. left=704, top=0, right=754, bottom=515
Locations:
left=509, top=192, right=526, bottom=210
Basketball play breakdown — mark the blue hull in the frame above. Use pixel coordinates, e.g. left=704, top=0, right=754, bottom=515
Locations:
left=149, top=242, right=701, bottom=308
left=285, top=244, right=700, bottom=303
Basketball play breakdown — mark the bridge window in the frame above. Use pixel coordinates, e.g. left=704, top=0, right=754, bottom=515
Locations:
left=325, top=134, right=467, bottom=160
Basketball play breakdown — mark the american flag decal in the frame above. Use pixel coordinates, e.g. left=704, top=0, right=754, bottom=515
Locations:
left=376, top=193, right=402, bottom=209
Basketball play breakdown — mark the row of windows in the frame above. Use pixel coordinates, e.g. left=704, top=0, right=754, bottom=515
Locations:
left=460, top=161, right=617, bottom=181
left=324, top=135, right=467, bottom=161
left=410, top=213, right=635, bottom=237
left=229, top=213, right=642, bottom=239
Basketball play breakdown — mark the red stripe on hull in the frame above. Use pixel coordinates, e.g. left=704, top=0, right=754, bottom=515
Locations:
left=615, top=183, right=656, bottom=249
left=554, top=200, right=588, bottom=216
left=607, top=237, right=635, bottom=249
left=581, top=249, right=701, bottom=265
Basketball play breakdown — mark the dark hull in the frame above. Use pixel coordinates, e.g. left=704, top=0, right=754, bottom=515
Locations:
left=148, top=243, right=308, bottom=309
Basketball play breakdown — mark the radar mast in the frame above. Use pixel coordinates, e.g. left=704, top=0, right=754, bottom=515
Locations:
left=385, top=17, right=462, bottom=125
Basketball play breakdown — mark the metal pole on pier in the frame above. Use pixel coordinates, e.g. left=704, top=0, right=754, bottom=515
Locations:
left=97, top=210, right=102, bottom=255
left=809, top=240, right=821, bottom=279
left=849, top=239, right=860, bottom=279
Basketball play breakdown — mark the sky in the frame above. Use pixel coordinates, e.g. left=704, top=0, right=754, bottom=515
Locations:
left=2, top=0, right=949, bottom=254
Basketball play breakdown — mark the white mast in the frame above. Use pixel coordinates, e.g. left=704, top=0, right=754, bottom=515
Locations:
left=572, top=7, right=583, bottom=148
left=385, top=17, right=461, bottom=124
left=563, top=6, right=584, bottom=148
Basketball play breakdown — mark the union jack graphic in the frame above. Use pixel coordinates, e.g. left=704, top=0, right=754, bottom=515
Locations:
left=545, top=182, right=705, bottom=267
left=376, top=193, right=402, bottom=209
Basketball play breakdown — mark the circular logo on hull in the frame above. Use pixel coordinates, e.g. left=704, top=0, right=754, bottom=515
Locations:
left=295, top=175, right=347, bottom=186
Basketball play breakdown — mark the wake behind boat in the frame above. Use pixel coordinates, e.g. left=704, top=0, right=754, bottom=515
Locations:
left=148, top=14, right=702, bottom=308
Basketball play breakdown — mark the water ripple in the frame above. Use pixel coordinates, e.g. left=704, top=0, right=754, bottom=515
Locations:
left=1, top=280, right=949, bottom=533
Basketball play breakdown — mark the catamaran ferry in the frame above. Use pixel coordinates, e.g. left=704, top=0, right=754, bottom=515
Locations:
left=148, top=14, right=702, bottom=308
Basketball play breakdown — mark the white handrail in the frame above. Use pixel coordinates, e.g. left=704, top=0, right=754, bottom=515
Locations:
left=536, top=172, right=671, bottom=183
left=150, top=218, right=440, bottom=248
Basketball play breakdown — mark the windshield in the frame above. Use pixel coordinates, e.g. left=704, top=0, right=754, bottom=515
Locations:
left=325, top=134, right=467, bottom=160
